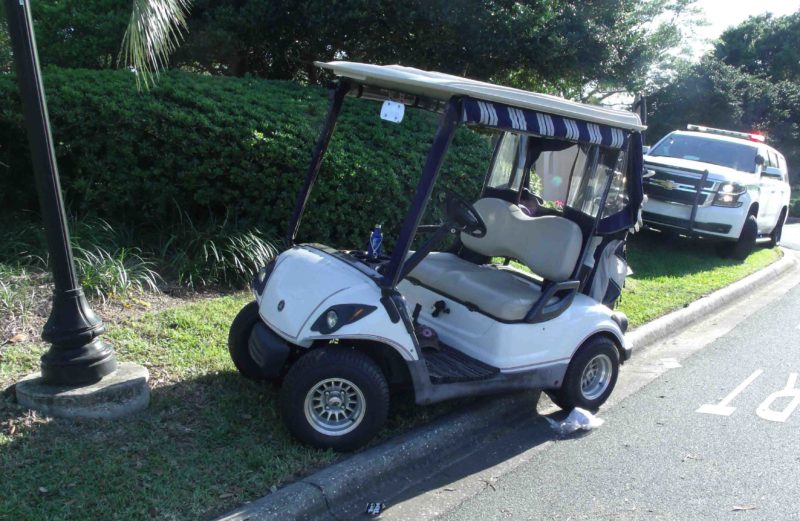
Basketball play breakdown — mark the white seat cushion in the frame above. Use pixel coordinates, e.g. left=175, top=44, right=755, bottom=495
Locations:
left=408, top=253, right=545, bottom=321
left=460, top=198, right=583, bottom=282
left=407, top=252, right=482, bottom=282
left=405, top=198, right=581, bottom=321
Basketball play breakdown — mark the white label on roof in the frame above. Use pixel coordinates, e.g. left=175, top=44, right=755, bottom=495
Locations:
left=380, top=100, right=405, bottom=123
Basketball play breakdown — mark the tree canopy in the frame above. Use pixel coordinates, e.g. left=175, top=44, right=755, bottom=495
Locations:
left=7, top=0, right=698, bottom=96
left=647, top=11, right=800, bottom=181
left=172, top=0, right=697, bottom=94
left=714, top=12, right=800, bottom=83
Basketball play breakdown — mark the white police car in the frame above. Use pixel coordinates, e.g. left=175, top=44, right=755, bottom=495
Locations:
left=642, top=125, right=790, bottom=258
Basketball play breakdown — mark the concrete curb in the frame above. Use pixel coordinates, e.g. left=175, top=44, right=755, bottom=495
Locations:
left=216, top=392, right=539, bottom=521
left=627, top=249, right=798, bottom=350
left=216, top=250, right=797, bottom=521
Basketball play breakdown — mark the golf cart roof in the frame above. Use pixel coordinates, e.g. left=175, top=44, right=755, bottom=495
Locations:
left=317, top=61, right=646, bottom=132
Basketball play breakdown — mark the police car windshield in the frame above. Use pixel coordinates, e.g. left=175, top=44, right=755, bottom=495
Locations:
left=650, top=134, right=759, bottom=172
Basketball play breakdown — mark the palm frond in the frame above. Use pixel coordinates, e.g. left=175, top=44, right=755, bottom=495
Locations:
left=119, top=0, right=191, bottom=89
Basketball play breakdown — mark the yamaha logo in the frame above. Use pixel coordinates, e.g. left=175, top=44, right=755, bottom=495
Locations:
left=277, top=300, right=285, bottom=311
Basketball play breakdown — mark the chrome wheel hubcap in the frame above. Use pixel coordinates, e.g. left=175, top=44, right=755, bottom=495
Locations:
left=304, top=378, right=365, bottom=436
left=580, top=354, right=613, bottom=400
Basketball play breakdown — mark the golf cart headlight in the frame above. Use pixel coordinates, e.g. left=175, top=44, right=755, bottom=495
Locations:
left=713, top=183, right=746, bottom=208
left=311, top=304, right=378, bottom=334
left=325, top=310, right=339, bottom=330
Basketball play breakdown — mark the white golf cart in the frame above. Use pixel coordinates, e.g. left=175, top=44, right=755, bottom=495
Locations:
left=229, top=62, right=647, bottom=451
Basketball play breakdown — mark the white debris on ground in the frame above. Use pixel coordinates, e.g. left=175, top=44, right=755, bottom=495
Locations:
left=545, top=407, right=604, bottom=436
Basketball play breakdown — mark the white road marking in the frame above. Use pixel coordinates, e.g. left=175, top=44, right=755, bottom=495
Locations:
left=756, top=373, right=800, bottom=423
left=697, top=369, right=764, bottom=416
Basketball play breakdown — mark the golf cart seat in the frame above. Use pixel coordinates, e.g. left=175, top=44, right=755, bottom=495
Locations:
left=408, top=198, right=583, bottom=321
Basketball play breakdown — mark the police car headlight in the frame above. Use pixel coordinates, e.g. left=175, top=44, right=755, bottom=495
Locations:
left=713, top=183, right=746, bottom=207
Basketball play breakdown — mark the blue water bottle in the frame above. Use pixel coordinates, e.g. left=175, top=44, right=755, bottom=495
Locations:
left=368, top=224, right=382, bottom=258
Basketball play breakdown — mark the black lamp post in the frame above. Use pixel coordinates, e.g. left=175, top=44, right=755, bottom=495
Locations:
left=5, top=0, right=117, bottom=385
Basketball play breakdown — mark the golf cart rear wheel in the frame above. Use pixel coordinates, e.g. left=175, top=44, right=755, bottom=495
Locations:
left=228, top=301, right=270, bottom=380
left=280, top=348, right=389, bottom=451
left=547, top=336, right=619, bottom=412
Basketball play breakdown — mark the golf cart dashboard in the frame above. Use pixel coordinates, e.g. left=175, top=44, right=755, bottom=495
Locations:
left=303, top=244, right=389, bottom=282
left=344, top=249, right=392, bottom=267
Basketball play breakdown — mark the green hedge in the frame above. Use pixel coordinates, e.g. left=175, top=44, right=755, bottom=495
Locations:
left=0, top=68, right=491, bottom=247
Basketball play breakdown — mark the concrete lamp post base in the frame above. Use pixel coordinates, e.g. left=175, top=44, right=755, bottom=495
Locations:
left=15, top=363, right=150, bottom=420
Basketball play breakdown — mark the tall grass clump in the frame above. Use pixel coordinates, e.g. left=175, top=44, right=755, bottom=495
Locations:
left=73, top=246, right=161, bottom=301
left=0, top=216, right=162, bottom=301
left=160, top=213, right=280, bottom=288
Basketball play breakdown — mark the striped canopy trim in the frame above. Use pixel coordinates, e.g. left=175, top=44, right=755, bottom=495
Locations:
left=462, top=98, right=629, bottom=149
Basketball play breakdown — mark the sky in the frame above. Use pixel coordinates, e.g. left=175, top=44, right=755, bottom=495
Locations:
left=690, top=0, right=800, bottom=58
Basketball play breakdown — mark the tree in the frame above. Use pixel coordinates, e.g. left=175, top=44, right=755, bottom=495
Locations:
left=647, top=9, right=800, bottom=181
left=714, top=12, right=800, bottom=82
left=170, top=0, right=701, bottom=96
left=647, top=57, right=776, bottom=140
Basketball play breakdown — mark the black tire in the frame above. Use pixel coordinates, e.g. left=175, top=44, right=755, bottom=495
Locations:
left=767, top=208, right=787, bottom=248
left=547, top=336, right=620, bottom=412
left=280, top=348, right=389, bottom=451
left=721, top=214, right=757, bottom=260
left=228, top=301, right=268, bottom=380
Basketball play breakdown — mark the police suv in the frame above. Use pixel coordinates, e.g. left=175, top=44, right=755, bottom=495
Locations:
left=642, top=125, right=790, bottom=258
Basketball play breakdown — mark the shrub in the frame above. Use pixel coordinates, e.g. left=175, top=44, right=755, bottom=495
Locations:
left=0, top=68, right=492, bottom=250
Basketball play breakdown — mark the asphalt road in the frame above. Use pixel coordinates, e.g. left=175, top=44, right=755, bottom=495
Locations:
left=321, top=252, right=800, bottom=521
left=435, top=274, right=800, bottom=520
left=781, top=222, right=800, bottom=251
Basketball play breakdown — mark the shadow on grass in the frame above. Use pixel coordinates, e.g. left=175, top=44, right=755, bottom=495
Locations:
left=628, top=229, right=745, bottom=279
left=1, top=371, right=330, bottom=521
left=0, top=369, right=464, bottom=521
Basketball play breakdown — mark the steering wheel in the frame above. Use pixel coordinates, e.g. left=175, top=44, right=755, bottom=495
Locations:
left=444, top=190, right=486, bottom=238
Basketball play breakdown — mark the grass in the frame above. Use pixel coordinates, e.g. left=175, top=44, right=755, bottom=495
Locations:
left=0, top=264, right=50, bottom=338
left=620, top=233, right=782, bottom=327
left=0, top=295, right=451, bottom=521
left=0, top=238, right=783, bottom=520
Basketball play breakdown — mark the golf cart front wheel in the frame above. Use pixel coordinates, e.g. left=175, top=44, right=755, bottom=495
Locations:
left=280, top=348, right=389, bottom=451
left=228, top=301, right=269, bottom=380
left=547, top=336, right=620, bottom=411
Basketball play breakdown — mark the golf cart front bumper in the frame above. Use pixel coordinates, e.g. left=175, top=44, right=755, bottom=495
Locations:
left=611, top=311, right=633, bottom=362
left=621, top=336, right=633, bottom=362
left=248, top=321, right=291, bottom=379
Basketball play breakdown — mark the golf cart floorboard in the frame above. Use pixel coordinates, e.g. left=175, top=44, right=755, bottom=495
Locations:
left=423, top=344, right=499, bottom=384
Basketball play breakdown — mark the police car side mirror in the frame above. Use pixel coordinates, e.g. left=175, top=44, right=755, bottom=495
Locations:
left=642, top=145, right=651, bottom=154
left=755, top=154, right=766, bottom=166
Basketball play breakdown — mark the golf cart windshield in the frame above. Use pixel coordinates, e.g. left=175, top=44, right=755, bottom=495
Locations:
left=485, top=132, right=638, bottom=229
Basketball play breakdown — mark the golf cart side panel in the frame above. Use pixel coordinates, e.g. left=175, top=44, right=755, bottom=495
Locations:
left=407, top=359, right=565, bottom=405
left=398, top=281, right=625, bottom=371
left=294, top=285, right=419, bottom=362
left=259, top=246, right=418, bottom=359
